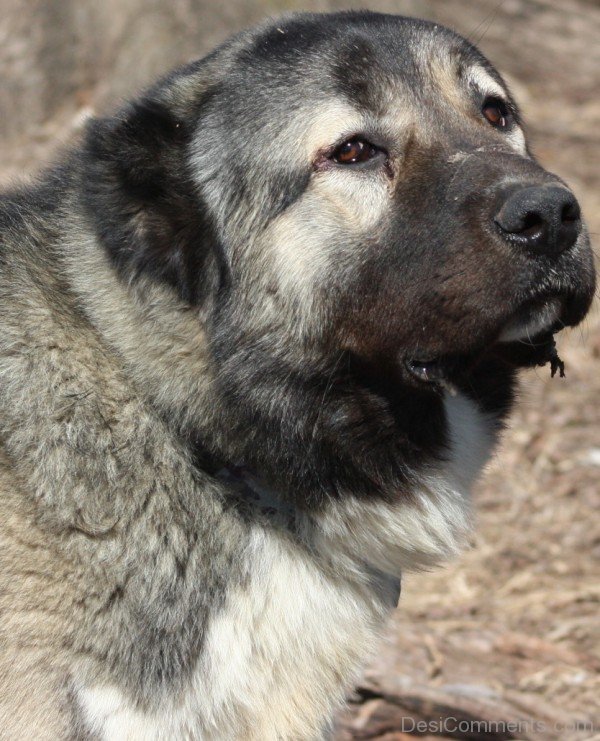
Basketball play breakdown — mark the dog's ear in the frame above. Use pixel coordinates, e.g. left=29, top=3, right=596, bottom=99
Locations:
left=82, top=79, right=226, bottom=305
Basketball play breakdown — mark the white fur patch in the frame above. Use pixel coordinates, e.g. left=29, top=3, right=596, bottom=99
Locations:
left=443, top=392, right=496, bottom=493
left=466, top=66, right=508, bottom=103
left=77, top=394, right=495, bottom=739
left=302, top=102, right=362, bottom=159
left=78, top=529, right=388, bottom=740
left=77, top=686, right=163, bottom=740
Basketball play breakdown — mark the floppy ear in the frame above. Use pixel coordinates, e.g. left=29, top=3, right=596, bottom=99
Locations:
left=82, top=84, right=226, bottom=305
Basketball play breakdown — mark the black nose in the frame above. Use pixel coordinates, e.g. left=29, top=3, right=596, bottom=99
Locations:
left=494, top=184, right=581, bottom=256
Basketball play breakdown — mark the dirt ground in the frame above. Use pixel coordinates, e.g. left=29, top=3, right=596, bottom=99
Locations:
left=1, top=1, right=598, bottom=739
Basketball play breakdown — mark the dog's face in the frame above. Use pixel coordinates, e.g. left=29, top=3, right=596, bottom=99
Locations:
left=86, top=11, right=595, bottom=509
left=181, top=14, right=594, bottom=390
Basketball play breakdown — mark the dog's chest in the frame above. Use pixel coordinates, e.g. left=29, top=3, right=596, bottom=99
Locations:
left=76, top=528, right=390, bottom=740
left=77, top=393, right=493, bottom=740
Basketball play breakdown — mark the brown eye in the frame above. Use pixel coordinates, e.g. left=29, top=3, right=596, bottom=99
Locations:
left=482, top=98, right=510, bottom=129
left=331, top=138, right=380, bottom=165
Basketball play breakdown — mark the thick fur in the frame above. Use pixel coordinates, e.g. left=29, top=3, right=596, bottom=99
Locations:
left=0, top=11, right=594, bottom=740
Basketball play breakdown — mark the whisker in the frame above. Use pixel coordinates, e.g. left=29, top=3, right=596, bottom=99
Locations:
left=467, top=0, right=507, bottom=45
left=472, top=0, right=508, bottom=45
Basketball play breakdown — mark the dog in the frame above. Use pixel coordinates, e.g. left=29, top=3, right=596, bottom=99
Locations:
left=0, top=10, right=595, bottom=739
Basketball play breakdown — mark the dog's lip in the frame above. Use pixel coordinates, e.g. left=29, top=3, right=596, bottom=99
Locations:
left=496, top=295, right=563, bottom=344
left=404, top=294, right=568, bottom=389
left=404, top=356, right=462, bottom=390
left=404, top=357, right=446, bottom=384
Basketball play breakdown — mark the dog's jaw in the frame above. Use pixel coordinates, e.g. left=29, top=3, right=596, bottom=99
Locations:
left=497, top=296, right=562, bottom=343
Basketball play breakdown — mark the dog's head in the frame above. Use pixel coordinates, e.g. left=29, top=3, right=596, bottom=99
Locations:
left=85, top=11, right=594, bottom=384
left=82, top=12, right=595, bottom=517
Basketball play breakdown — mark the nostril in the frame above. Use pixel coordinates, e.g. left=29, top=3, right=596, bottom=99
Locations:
left=561, top=200, right=580, bottom=224
left=520, top=211, right=545, bottom=239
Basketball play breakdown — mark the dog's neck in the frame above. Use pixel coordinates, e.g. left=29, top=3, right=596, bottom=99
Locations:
left=216, top=461, right=298, bottom=525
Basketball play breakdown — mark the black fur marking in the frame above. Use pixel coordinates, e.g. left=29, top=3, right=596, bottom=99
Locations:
left=550, top=347, right=566, bottom=378
left=208, top=320, right=450, bottom=511
left=81, top=91, right=228, bottom=305
left=331, top=38, right=387, bottom=115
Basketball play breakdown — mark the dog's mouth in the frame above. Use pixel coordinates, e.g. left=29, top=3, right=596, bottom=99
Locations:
left=404, top=355, right=474, bottom=392
left=405, top=358, right=448, bottom=384
left=404, top=295, right=569, bottom=391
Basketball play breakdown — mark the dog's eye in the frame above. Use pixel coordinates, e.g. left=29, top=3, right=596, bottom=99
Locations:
left=482, top=97, right=510, bottom=129
left=330, top=138, right=380, bottom=165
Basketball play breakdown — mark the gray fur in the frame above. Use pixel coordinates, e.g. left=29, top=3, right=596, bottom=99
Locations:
left=0, top=11, right=594, bottom=739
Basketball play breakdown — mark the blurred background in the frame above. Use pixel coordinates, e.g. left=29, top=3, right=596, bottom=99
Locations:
left=1, top=1, right=598, bottom=738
